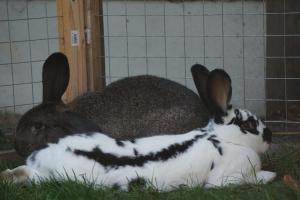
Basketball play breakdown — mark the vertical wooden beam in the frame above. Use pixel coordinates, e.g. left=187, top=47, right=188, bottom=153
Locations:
left=84, top=0, right=106, bottom=91
left=56, top=0, right=64, bottom=53
left=57, top=0, right=105, bottom=102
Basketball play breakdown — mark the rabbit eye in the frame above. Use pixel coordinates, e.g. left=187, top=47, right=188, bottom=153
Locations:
left=242, top=120, right=255, bottom=130
left=240, top=117, right=259, bottom=134
left=34, top=123, right=44, bottom=130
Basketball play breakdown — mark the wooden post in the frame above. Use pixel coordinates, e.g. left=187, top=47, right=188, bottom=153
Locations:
left=57, top=0, right=105, bottom=102
left=84, top=0, right=106, bottom=92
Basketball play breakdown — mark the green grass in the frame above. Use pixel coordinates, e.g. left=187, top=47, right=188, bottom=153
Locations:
left=0, top=142, right=299, bottom=200
left=0, top=177, right=299, bottom=200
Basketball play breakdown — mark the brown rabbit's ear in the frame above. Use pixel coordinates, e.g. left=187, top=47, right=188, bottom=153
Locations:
left=42, top=52, right=70, bottom=103
left=191, top=64, right=210, bottom=108
left=207, top=69, right=232, bottom=117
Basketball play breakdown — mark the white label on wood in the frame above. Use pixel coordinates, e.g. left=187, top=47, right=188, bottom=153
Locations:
left=71, top=30, right=80, bottom=46
left=85, top=28, right=91, bottom=44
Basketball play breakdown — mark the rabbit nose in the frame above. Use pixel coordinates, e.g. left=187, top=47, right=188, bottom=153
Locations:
left=263, top=128, right=272, bottom=144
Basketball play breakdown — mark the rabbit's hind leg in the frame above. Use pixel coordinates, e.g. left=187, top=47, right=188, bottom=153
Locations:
left=205, top=170, right=276, bottom=188
left=0, top=165, right=32, bottom=184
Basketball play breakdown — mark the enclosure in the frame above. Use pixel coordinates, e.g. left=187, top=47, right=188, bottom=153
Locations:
left=0, top=0, right=300, bottom=132
left=0, top=0, right=299, bottom=198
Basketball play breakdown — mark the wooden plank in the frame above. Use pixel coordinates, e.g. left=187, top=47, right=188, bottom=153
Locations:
left=57, top=0, right=105, bottom=102
left=57, top=0, right=88, bottom=102
left=56, top=0, right=64, bottom=53
left=85, top=0, right=106, bottom=91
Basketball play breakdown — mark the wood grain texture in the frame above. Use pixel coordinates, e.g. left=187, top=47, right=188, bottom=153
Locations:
left=85, top=0, right=106, bottom=92
left=57, top=0, right=105, bottom=102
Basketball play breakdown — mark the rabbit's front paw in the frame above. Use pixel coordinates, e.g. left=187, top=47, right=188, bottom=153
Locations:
left=256, top=171, right=276, bottom=184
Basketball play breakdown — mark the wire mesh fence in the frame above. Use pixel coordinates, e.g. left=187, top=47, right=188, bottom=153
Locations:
left=0, top=0, right=299, bottom=133
left=101, top=0, right=300, bottom=132
left=0, top=0, right=62, bottom=114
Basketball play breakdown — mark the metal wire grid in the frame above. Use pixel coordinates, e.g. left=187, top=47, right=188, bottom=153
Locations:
left=0, top=0, right=298, bottom=132
left=0, top=0, right=62, bottom=113
left=101, top=0, right=265, bottom=105
left=100, top=0, right=300, bottom=132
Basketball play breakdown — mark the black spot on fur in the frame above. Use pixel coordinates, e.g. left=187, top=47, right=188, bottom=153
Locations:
left=130, top=139, right=136, bottom=144
left=112, top=183, right=121, bottom=190
left=194, top=134, right=207, bottom=140
left=228, top=117, right=236, bottom=125
left=66, top=147, right=72, bottom=152
left=29, top=151, right=38, bottom=162
left=214, top=116, right=224, bottom=124
left=74, top=133, right=208, bottom=169
left=210, top=161, right=214, bottom=170
left=229, top=110, right=259, bottom=135
left=207, top=135, right=220, bottom=148
left=207, top=135, right=222, bottom=156
left=235, top=109, right=242, bottom=120
left=133, top=148, right=138, bottom=156
left=116, top=140, right=125, bottom=147
left=218, top=147, right=223, bottom=155
left=196, top=128, right=205, bottom=132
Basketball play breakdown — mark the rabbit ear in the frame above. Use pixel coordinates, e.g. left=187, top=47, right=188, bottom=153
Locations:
left=42, top=52, right=70, bottom=103
left=207, top=69, right=232, bottom=117
left=191, top=64, right=210, bottom=108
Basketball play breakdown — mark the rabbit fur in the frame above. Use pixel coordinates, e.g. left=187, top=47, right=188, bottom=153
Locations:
left=14, top=53, right=209, bottom=158
left=69, top=75, right=209, bottom=139
left=4, top=67, right=276, bottom=191
left=1, top=108, right=275, bottom=191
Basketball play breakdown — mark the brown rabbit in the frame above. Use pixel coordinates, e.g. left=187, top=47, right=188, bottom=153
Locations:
left=15, top=53, right=210, bottom=158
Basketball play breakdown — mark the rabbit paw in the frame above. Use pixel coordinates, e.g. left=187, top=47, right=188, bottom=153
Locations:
left=256, top=171, right=276, bottom=184
left=0, top=169, right=14, bottom=182
left=0, top=165, right=31, bottom=184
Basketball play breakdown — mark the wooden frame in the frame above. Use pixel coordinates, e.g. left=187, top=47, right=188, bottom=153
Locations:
left=57, top=0, right=105, bottom=102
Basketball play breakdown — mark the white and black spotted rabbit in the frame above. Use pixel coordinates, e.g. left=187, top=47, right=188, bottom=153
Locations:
left=1, top=65, right=275, bottom=191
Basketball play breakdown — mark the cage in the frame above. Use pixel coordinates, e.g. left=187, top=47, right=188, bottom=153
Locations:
left=0, top=0, right=299, bottom=136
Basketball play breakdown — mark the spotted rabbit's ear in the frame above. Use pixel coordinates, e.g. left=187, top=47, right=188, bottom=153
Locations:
left=207, top=69, right=232, bottom=117
left=191, top=64, right=232, bottom=117
left=42, top=52, right=70, bottom=103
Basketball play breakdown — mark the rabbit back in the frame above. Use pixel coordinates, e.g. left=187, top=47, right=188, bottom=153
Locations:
left=70, top=75, right=209, bottom=139
left=26, top=130, right=216, bottom=191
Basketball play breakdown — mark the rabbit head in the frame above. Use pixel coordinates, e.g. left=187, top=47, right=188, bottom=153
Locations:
left=15, top=53, right=100, bottom=158
left=213, top=107, right=272, bottom=154
left=192, top=64, right=272, bottom=154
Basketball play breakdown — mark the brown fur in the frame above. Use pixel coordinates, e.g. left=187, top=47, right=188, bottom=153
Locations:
left=71, top=75, right=209, bottom=139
